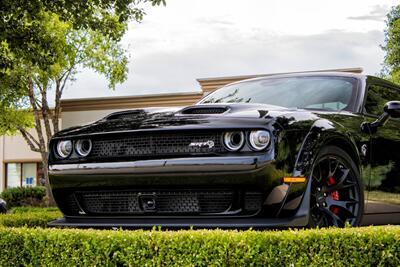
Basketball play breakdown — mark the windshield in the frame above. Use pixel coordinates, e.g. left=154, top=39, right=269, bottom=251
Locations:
left=200, top=76, right=358, bottom=111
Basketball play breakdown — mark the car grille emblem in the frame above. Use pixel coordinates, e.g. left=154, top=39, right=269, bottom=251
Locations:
left=188, top=140, right=215, bottom=149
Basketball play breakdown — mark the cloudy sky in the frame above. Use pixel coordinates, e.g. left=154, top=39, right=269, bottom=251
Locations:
left=63, top=0, right=397, bottom=99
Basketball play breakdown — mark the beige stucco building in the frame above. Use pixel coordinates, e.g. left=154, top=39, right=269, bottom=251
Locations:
left=0, top=68, right=362, bottom=192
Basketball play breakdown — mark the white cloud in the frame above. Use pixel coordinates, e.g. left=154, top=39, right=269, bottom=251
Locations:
left=348, top=5, right=390, bottom=21
left=63, top=0, right=397, bottom=99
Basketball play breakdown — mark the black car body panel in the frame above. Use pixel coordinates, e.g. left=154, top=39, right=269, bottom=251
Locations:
left=0, top=198, right=6, bottom=214
left=48, top=72, right=400, bottom=227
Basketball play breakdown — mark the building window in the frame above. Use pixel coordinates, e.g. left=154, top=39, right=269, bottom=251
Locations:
left=6, top=163, right=21, bottom=188
left=5, top=162, right=41, bottom=188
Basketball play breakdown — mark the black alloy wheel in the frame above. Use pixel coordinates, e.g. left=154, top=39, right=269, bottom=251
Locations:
left=309, top=146, right=364, bottom=227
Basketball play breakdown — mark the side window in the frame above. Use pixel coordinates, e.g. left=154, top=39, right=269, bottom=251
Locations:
left=364, top=85, right=400, bottom=116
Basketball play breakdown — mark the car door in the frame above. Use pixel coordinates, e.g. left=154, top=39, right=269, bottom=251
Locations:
left=363, top=83, right=400, bottom=214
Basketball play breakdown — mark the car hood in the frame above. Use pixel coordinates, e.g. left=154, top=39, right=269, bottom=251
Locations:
left=54, top=103, right=326, bottom=138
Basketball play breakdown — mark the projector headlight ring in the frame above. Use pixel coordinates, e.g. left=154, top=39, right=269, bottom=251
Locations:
left=75, top=139, right=92, bottom=157
left=223, top=131, right=245, bottom=151
left=56, top=140, right=73, bottom=158
left=249, top=130, right=271, bottom=151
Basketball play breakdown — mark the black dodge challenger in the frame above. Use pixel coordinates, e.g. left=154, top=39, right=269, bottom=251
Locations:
left=48, top=72, right=400, bottom=228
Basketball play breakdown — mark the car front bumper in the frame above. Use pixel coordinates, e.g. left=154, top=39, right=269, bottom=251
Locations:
left=48, top=155, right=310, bottom=228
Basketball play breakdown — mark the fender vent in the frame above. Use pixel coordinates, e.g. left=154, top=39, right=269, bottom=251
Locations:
left=181, top=107, right=228, bottom=115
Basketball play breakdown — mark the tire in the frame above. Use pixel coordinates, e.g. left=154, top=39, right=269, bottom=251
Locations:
left=0, top=205, right=6, bottom=214
left=307, top=146, right=364, bottom=227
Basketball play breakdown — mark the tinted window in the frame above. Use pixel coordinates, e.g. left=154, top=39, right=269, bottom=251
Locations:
left=200, top=76, right=357, bottom=111
left=365, top=85, right=400, bottom=116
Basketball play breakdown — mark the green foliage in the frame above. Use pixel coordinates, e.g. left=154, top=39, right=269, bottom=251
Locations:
left=382, top=5, right=400, bottom=83
left=0, top=0, right=166, bottom=69
left=0, top=208, right=399, bottom=266
left=0, top=0, right=166, bottom=136
left=0, top=207, right=61, bottom=228
left=0, top=8, right=128, bottom=108
left=11, top=207, right=60, bottom=214
left=0, top=187, right=47, bottom=208
left=369, top=163, right=393, bottom=187
left=0, top=209, right=61, bottom=228
left=0, top=107, right=34, bottom=135
left=0, top=1, right=166, bottom=197
left=0, top=226, right=398, bottom=266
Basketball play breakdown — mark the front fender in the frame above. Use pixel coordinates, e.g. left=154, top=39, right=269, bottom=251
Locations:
left=293, top=118, right=361, bottom=176
left=278, top=118, right=361, bottom=216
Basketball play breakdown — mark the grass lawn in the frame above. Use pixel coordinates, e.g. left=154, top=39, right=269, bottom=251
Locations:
left=368, top=190, right=400, bottom=205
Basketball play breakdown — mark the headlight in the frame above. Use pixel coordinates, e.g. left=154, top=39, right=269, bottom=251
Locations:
left=249, top=130, right=270, bottom=150
left=56, top=140, right=73, bottom=158
left=223, top=131, right=245, bottom=151
left=75, top=139, right=92, bottom=157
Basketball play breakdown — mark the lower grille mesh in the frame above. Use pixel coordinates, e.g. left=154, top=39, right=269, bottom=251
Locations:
left=78, top=190, right=234, bottom=215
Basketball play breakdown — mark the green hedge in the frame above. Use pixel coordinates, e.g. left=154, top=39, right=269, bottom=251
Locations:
left=10, top=207, right=60, bottom=214
left=0, top=226, right=399, bottom=266
left=0, top=186, right=47, bottom=208
left=0, top=208, right=61, bottom=228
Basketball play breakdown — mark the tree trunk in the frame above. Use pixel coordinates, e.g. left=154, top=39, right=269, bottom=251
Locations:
left=25, top=77, right=56, bottom=205
left=22, top=72, right=73, bottom=205
left=40, top=151, right=55, bottom=205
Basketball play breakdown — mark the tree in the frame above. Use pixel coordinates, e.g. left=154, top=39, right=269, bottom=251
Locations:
left=0, top=0, right=165, bottom=200
left=1, top=0, right=166, bottom=69
left=382, top=5, right=400, bottom=83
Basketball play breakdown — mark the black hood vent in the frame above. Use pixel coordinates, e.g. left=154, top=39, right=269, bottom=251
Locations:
left=180, top=106, right=228, bottom=115
left=105, top=110, right=147, bottom=120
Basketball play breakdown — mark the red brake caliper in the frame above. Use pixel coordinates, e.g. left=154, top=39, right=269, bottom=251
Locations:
left=328, top=176, right=340, bottom=214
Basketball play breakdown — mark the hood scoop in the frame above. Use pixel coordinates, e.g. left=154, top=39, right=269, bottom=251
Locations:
left=180, top=106, right=229, bottom=115
left=105, top=110, right=147, bottom=120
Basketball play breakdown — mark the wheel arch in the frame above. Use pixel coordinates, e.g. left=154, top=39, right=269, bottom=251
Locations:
left=292, top=119, right=362, bottom=178
left=322, top=136, right=361, bottom=172
left=280, top=118, right=364, bottom=221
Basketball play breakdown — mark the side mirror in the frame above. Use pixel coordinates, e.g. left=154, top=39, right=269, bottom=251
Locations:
left=384, top=101, right=400, bottom=118
left=361, top=101, right=400, bottom=133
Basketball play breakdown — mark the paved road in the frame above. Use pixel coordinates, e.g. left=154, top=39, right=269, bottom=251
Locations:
left=361, top=201, right=400, bottom=226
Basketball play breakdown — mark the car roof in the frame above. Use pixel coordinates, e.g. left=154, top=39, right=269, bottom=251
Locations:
left=225, top=71, right=400, bottom=89
left=224, top=71, right=365, bottom=86
left=210, top=72, right=400, bottom=103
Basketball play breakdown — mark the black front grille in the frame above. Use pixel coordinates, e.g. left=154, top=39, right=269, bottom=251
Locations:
left=244, top=192, right=264, bottom=211
left=61, top=189, right=264, bottom=217
left=89, top=132, right=225, bottom=159
left=59, top=194, right=81, bottom=215
left=77, top=190, right=235, bottom=215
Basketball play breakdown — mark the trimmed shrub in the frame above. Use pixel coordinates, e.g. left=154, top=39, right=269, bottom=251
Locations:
left=0, top=186, right=46, bottom=208
left=0, top=209, right=61, bottom=228
left=0, top=226, right=399, bottom=266
left=11, top=207, right=60, bottom=214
